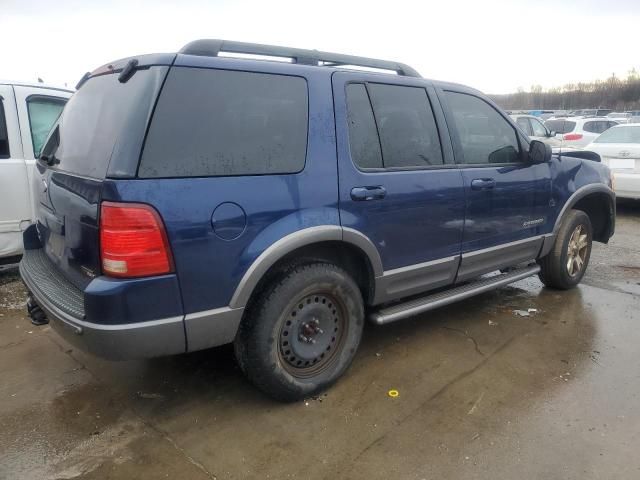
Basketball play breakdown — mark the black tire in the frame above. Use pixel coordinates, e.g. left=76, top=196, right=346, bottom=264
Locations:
left=538, top=209, right=593, bottom=290
left=234, top=262, right=364, bottom=401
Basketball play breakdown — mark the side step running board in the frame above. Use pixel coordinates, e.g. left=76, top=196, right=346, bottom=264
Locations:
left=370, top=264, right=540, bottom=325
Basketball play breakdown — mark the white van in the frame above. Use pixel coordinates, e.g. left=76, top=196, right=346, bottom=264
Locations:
left=0, top=81, right=72, bottom=263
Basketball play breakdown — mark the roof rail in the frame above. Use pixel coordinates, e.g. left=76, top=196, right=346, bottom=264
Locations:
left=179, top=39, right=421, bottom=78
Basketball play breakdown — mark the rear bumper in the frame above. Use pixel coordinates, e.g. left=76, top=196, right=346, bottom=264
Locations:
left=614, top=172, right=640, bottom=199
left=19, top=248, right=187, bottom=360
left=19, top=246, right=244, bottom=359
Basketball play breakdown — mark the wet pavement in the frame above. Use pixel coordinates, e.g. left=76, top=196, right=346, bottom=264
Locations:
left=1, top=202, right=639, bottom=480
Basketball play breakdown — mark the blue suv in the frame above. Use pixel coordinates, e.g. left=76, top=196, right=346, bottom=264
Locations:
left=20, top=40, right=615, bottom=400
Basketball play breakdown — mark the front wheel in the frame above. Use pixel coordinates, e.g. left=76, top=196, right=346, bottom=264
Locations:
left=234, top=262, right=364, bottom=401
left=538, top=209, right=593, bottom=290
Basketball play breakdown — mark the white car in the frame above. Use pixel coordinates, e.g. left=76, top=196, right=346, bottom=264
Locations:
left=585, top=123, right=640, bottom=199
left=544, top=117, right=618, bottom=148
left=0, top=81, right=72, bottom=262
left=510, top=114, right=561, bottom=146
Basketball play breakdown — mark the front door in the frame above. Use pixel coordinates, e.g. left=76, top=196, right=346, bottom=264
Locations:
left=332, top=72, right=466, bottom=303
left=439, top=89, right=550, bottom=281
left=13, top=86, right=68, bottom=229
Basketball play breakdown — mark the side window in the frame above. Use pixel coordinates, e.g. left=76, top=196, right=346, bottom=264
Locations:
left=27, top=96, right=66, bottom=157
left=530, top=118, right=548, bottom=137
left=584, top=121, right=615, bottom=134
left=345, top=84, right=383, bottom=169
left=516, top=117, right=533, bottom=136
left=606, top=121, right=618, bottom=130
left=368, top=84, right=444, bottom=167
left=0, top=100, right=9, bottom=158
left=445, top=91, right=520, bottom=164
left=583, top=121, right=599, bottom=134
left=140, top=68, right=308, bottom=178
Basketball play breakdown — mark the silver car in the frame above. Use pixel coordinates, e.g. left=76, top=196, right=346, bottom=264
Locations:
left=510, top=114, right=561, bottom=147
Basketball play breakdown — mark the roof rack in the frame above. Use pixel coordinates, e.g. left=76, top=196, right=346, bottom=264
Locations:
left=179, top=39, right=421, bottom=78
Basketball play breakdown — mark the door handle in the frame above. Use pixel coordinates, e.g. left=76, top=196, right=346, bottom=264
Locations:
left=470, top=178, right=496, bottom=190
left=350, top=186, right=387, bottom=201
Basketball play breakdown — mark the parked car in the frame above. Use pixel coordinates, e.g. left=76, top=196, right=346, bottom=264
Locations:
left=544, top=117, right=618, bottom=148
left=0, top=81, right=72, bottom=263
left=585, top=123, right=640, bottom=199
left=607, top=112, right=633, bottom=124
left=569, top=108, right=613, bottom=118
left=510, top=114, right=561, bottom=146
left=20, top=40, right=615, bottom=401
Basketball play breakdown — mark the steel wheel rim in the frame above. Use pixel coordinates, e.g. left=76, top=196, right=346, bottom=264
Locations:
left=278, top=292, right=347, bottom=378
left=566, top=224, right=588, bottom=277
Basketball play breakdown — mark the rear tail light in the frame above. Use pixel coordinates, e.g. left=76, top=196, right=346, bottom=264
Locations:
left=563, top=133, right=583, bottom=141
left=100, top=202, right=174, bottom=278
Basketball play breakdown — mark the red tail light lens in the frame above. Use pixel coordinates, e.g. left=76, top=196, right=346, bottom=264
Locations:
left=100, top=202, right=174, bottom=278
left=563, top=133, right=583, bottom=141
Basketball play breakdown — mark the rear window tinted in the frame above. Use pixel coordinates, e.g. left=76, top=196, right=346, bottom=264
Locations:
left=368, top=83, right=444, bottom=168
left=52, top=67, right=168, bottom=179
left=139, top=68, right=308, bottom=178
left=0, top=100, right=9, bottom=158
left=545, top=119, right=576, bottom=134
left=583, top=121, right=613, bottom=134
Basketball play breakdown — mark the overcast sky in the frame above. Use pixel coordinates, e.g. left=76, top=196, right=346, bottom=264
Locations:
left=2, top=0, right=639, bottom=93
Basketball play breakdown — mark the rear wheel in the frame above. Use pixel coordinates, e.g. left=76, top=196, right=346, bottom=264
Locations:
left=538, top=209, right=592, bottom=290
left=234, top=262, right=364, bottom=401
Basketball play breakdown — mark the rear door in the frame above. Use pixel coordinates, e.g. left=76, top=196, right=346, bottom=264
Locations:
left=0, top=85, right=29, bottom=259
left=34, top=64, right=170, bottom=289
left=333, top=72, right=465, bottom=302
left=438, top=88, right=550, bottom=281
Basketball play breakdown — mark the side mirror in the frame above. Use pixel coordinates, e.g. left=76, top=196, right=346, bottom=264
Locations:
left=528, top=140, right=552, bottom=164
left=548, top=130, right=556, bottom=137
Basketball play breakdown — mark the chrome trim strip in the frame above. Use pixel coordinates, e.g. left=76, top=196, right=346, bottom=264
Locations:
left=382, top=255, right=459, bottom=277
left=461, top=236, right=542, bottom=259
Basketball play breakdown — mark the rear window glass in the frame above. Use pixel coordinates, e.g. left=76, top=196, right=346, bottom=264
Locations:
left=0, top=100, right=9, bottom=158
left=368, top=83, right=444, bottom=168
left=139, top=68, right=308, bottom=178
left=583, top=121, right=612, bottom=134
left=595, top=126, right=640, bottom=143
left=545, top=119, right=576, bottom=134
left=51, top=67, right=168, bottom=179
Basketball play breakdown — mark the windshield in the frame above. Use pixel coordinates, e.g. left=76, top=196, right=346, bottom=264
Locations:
left=545, top=119, right=576, bottom=134
left=594, top=126, right=640, bottom=143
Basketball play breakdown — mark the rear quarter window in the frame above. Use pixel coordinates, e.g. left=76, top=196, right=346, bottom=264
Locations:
left=545, top=119, right=575, bottom=134
left=583, top=121, right=612, bottom=134
left=139, top=68, right=308, bottom=178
